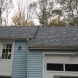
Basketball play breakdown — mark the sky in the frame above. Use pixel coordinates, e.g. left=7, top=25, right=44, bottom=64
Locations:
left=8, top=0, right=39, bottom=25
left=2, top=0, right=57, bottom=26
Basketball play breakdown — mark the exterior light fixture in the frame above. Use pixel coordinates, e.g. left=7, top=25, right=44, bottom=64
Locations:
left=27, top=39, right=29, bottom=41
left=18, top=46, right=21, bottom=50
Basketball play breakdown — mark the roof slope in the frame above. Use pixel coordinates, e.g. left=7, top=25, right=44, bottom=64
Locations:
left=28, top=26, right=78, bottom=47
left=0, top=26, right=78, bottom=47
left=0, top=26, right=38, bottom=39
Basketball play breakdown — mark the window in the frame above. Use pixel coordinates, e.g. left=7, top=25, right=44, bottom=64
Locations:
left=65, top=64, right=78, bottom=72
left=47, top=63, right=63, bottom=71
left=2, top=44, right=12, bottom=59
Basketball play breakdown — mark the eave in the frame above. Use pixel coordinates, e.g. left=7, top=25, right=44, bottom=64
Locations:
left=28, top=45, right=78, bottom=50
left=0, top=37, right=32, bottom=40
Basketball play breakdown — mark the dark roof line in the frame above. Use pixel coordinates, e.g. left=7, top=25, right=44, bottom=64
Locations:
left=32, top=26, right=39, bottom=39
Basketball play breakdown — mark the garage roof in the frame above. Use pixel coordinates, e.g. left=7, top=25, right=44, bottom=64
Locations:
left=28, top=26, right=78, bottom=48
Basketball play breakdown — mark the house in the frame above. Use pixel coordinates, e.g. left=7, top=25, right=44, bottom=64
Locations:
left=0, top=26, right=78, bottom=78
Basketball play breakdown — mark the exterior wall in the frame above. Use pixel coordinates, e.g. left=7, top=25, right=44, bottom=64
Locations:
left=28, top=51, right=43, bottom=78
left=12, top=41, right=28, bottom=78
left=28, top=50, right=78, bottom=78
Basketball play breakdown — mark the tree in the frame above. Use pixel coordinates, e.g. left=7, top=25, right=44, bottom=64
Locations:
left=29, top=0, right=54, bottom=27
left=28, top=2, right=37, bottom=25
left=55, top=0, right=78, bottom=26
left=12, top=11, right=34, bottom=26
left=12, top=12, right=26, bottom=26
left=28, top=21, right=34, bottom=26
left=48, top=16, right=67, bottom=26
left=11, top=0, right=35, bottom=26
left=2, top=0, right=13, bottom=26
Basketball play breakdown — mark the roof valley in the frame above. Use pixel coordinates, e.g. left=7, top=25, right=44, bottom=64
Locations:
left=32, top=26, right=40, bottom=39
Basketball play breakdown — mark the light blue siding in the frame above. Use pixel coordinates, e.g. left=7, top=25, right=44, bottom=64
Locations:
left=28, top=51, right=43, bottom=78
left=12, top=40, right=78, bottom=78
left=28, top=50, right=78, bottom=78
left=12, top=41, right=28, bottom=78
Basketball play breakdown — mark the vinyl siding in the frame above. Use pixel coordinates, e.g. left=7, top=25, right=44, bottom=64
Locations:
left=28, top=50, right=78, bottom=78
left=28, top=51, right=43, bottom=78
left=12, top=41, right=27, bottom=78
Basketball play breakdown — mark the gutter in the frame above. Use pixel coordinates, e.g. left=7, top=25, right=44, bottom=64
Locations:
left=0, top=37, right=32, bottom=40
left=28, top=45, right=78, bottom=50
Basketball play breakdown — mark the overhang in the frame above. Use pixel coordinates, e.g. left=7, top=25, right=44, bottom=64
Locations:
left=0, top=37, right=31, bottom=40
left=28, top=45, right=78, bottom=50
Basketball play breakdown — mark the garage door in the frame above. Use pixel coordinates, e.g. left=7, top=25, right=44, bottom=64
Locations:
left=44, top=54, right=78, bottom=78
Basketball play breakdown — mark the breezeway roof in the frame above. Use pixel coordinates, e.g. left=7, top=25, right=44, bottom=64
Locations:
left=0, top=26, right=38, bottom=39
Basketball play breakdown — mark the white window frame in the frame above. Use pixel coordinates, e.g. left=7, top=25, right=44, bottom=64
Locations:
left=2, top=43, right=12, bottom=59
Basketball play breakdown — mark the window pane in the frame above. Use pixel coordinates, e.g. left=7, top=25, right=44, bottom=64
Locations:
left=2, top=49, right=5, bottom=53
left=2, top=54, right=5, bottom=59
left=9, top=44, right=12, bottom=48
left=3, top=44, right=7, bottom=49
left=7, top=44, right=9, bottom=48
left=2, top=43, right=12, bottom=59
left=8, top=54, right=11, bottom=59
left=65, top=64, right=78, bottom=71
left=9, top=49, right=11, bottom=52
left=47, top=63, right=63, bottom=71
left=6, top=49, right=8, bottom=53
left=5, top=54, right=8, bottom=59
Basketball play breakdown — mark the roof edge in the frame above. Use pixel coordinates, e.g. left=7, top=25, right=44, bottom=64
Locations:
left=0, top=37, right=32, bottom=40
left=28, top=45, right=78, bottom=50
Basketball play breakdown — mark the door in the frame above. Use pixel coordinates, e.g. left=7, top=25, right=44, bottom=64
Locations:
left=0, top=42, right=13, bottom=76
left=44, top=54, right=78, bottom=78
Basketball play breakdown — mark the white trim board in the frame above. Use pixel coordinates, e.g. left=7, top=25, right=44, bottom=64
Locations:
left=43, top=52, right=78, bottom=55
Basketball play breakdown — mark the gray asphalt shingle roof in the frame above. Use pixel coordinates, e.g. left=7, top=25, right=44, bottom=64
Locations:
left=28, top=26, right=78, bottom=46
left=0, top=26, right=78, bottom=46
left=0, top=26, right=38, bottom=39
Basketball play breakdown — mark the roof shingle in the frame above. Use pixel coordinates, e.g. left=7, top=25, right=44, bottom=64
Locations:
left=0, top=26, right=78, bottom=46
left=28, top=26, right=78, bottom=46
left=0, top=26, right=38, bottom=39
